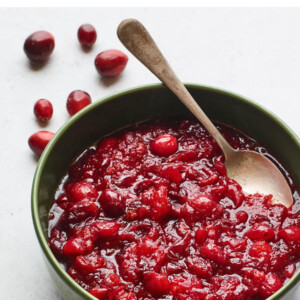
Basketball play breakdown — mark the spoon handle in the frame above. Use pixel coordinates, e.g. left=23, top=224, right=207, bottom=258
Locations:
left=117, top=18, right=234, bottom=158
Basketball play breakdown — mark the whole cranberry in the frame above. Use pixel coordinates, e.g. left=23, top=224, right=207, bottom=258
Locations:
left=279, top=226, right=300, bottom=244
left=77, top=24, right=97, bottom=47
left=34, top=99, right=53, bottom=122
left=28, top=131, right=55, bottom=156
left=24, top=31, right=55, bottom=62
left=259, top=273, right=283, bottom=298
left=94, top=49, right=128, bottom=77
left=236, top=210, right=248, bottom=223
left=99, top=189, right=126, bottom=217
left=67, top=90, right=91, bottom=116
left=151, top=134, right=178, bottom=157
left=245, top=223, right=275, bottom=241
left=144, top=272, right=170, bottom=297
left=69, top=181, right=98, bottom=202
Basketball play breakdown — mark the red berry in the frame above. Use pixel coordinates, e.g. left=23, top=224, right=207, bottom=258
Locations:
left=34, top=99, right=53, bottom=122
left=187, top=256, right=212, bottom=279
left=67, top=199, right=99, bottom=223
left=24, top=31, right=55, bottom=62
left=200, top=241, right=228, bottom=264
left=249, top=241, right=272, bottom=257
left=66, top=90, right=91, bottom=116
left=225, top=237, right=247, bottom=251
left=259, top=273, right=282, bottom=298
left=63, top=237, right=92, bottom=256
left=279, top=226, right=300, bottom=244
left=76, top=252, right=104, bottom=274
left=151, top=134, right=178, bottom=157
left=28, top=131, right=54, bottom=156
left=77, top=24, right=97, bottom=47
left=94, top=49, right=128, bottom=77
left=144, top=272, right=170, bottom=296
left=89, top=286, right=108, bottom=299
left=236, top=210, right=248, bottom=223
left=284, top=263, right=296, bottom=278
left=189, top=196, right=218, bottom=218
left=195, top=227, right=208, bottom=244
left=69, top=181, right=98, bottom=202
left=99, top=189, right=126, bottom=217
left=160, top=166, right=182, bottom=185
left=92, top=220, right=120, bottom=237
left=245, top=223, right=275, bottom=241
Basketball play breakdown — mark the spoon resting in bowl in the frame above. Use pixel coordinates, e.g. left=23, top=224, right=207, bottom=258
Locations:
left=117, top=18, right=293, bottom=208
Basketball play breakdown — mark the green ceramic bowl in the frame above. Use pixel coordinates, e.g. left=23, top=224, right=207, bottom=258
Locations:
left=32, top=84, right=300, bottom=300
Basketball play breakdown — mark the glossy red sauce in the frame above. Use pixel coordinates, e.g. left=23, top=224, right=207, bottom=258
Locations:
left=48, top=117, right=300, bottom=300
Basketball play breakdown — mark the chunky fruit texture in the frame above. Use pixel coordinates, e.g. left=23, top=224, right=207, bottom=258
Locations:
left=48, top=118, right=300, bottom=300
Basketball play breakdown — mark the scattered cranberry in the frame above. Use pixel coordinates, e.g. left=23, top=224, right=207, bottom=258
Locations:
left=94, top=49, right=128, bottom=77
left=151, top=134, right=178, bottom=157
left=77, top=24, right=97, bottom=47
left=28, top=131, right=54, bottom=156
left=66, top=90, right=91, bottom=116
left=34, top=99, right=53, bottom=122
left=24, top=31, right=55, bottom=62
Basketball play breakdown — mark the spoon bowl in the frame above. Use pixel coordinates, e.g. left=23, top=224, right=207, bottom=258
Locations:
left=226, top=149, right=293, bottom=207
left=117, top=18, right=294, bottom=208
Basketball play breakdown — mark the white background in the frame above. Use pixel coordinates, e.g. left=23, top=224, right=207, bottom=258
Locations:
left=0, top=7, right=300, bottom=299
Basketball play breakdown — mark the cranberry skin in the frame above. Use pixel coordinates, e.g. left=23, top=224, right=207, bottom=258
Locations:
left=195, top=227, right=208, bottom=244
left=28, top=131, right=54, bottom=156
left=99, top=189, right=126, bottom=217
left=34, top=99, right=53, bottom=122
left=259, top=273, right=283, bottom=298
left=77, top=24, right=97, bottom=47
left=249, top=241, right=272, bottom=257
left=24, top=31, right=55, bottom=62
left=245, top=223, right=275, bottom=241
left=279, top=226, right=300, bottom=244
left=69, top=181, right=98, bottom=202
left=236, top=210, right=248, bottom=223
left=144, top=272, right=170, bottom=297
left=94, top=49, right=128, bottom=77
left=151, top=134, right=178, bottom=157
left=66, top=90, right=91, bottom=116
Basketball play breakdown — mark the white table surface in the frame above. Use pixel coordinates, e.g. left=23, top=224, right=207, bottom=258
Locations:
left=1, top=7, right=300, bottom=300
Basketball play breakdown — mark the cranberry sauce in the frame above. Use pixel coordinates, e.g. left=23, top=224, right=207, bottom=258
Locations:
left=48, top=117, right=300, bottom=300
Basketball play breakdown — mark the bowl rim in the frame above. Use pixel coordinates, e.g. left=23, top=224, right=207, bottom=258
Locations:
left=31, top=83, right=300, bottom=300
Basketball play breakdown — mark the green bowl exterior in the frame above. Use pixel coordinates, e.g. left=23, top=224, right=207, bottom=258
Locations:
left=32, top=83, right=300, bottom=300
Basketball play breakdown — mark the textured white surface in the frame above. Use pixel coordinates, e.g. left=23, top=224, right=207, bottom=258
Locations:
left=0, top=7, right=300, bottom=300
